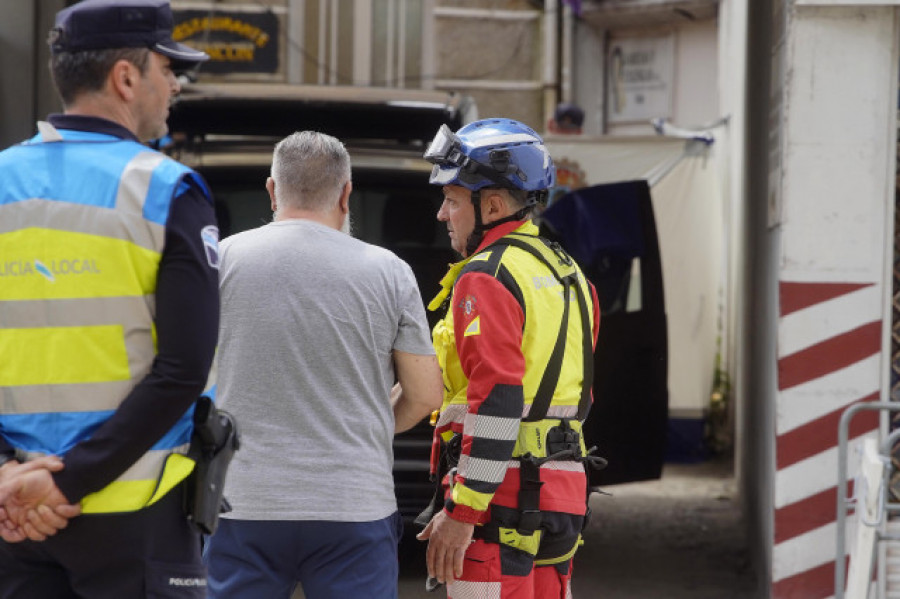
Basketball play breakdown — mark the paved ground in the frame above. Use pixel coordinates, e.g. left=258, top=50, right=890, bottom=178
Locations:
left=568, top=455, right=758, bottom=598
left=396, top=453, right=759, bottom=598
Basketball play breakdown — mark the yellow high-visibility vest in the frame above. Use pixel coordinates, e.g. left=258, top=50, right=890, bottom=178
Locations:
left=0, top=125, right=212, bottom=513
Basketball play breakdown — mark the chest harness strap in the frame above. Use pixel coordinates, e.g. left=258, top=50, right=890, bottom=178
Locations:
left=481, top=235, right=606, bottom=552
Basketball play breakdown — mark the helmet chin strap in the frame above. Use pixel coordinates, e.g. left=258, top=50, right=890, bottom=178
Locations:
left=464, top=190, right=485, bottom=256
left=464, top=190, right=534, bottom=256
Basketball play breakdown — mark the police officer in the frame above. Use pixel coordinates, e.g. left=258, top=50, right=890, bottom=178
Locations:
left=416, top=118, right=602, bottom=597
left=0, top=1, right=219, bottom=597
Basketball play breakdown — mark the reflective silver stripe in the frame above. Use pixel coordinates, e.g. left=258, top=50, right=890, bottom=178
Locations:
left=457, top=454, right=508, bottom=485
left=115, top=444, right=190, bottom=482
left=2, top=380, right=141, bottom=414
left=436, top=403, right=467, bottom=428
left=465, top=413, right=519, bottom=442
left=538, top=460, right=587, bottom=473
left=0, top=199, right=165, bottom=250
left=0, top=296, right=156, bottom=414
left=37, top=121, right=63, bottom=142
left=439, top=402, right=578, bottom=429
left=3, top=296, right=156, bottom=373
left=506, top=460, right=585, bottom=473
left=116, top=151, right=167, bottom=214
left=0, top=296, right=154, bottom=328
left=544, top=404, right=579, bottom=419
left=446, top=580, right=502, bottom=599
left=23, top=443, right=189, bottom=482
left=522, top=403, right=578, bottom=418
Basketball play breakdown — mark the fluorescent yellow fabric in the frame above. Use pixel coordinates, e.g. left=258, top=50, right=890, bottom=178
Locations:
left=513, top=420, right=587, bottom=460
left=534, top=536, right=583, bottom=565
left=0, top=325, right=130, bottom=386
left=0, top=132, right=204, bottom=514
left=498, top=527, right=544, bottom=556
left=81, top=453, right=196, bottom=514
left=451, top=483, right=494, bottom=514
left=0, top=228, right=160, bottom=301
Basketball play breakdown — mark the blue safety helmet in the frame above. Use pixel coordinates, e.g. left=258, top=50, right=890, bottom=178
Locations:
left=424, top=118, right=555, bottom=202
left=424, top=118, right=555, bottom=255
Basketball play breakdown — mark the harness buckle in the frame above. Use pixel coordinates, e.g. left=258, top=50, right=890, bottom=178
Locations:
left=548, top=241, right=573, bottom=266
left=517, top=509, right=543, bottom=535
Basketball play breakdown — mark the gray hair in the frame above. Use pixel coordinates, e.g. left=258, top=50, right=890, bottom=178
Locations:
left=271, top=131, right=351, bottom=213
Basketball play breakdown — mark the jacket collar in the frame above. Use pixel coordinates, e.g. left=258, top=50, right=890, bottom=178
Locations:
left=427, top=220, right=537, bottom=311
left=47, top=114, right=139, bottom=142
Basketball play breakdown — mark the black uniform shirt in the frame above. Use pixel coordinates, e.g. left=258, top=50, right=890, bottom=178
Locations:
left=0, top=115, right=220, bottom=504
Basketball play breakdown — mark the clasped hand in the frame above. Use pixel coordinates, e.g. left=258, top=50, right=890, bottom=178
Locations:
left=0, top=457, right=81, bottom=542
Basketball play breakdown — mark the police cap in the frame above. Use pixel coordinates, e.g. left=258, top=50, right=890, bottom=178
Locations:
left=48, top=0, right=208, bottom=69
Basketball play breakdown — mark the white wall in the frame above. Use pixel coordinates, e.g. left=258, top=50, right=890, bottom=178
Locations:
left=780, top=8, right=894, bottom=281
left=608, top=18, right=720, bottom=137
left=672, top=19, right=721, bottom=130
left=767, top=4, right=899, bottom=596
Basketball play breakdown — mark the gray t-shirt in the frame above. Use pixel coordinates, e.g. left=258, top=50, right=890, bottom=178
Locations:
left=215, top=219, right=434, bottom=521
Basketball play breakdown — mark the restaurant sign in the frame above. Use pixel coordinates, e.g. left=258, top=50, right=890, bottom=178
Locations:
left=172, top=9, right=279, bottom=74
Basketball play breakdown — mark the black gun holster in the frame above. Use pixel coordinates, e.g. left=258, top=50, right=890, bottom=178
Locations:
left=183, top=396, right=240, bottom=535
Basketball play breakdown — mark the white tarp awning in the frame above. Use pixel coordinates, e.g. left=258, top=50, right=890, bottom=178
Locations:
left=544, top=136, right=724, bottom=418
left=544, top=135, right=686, bottom=186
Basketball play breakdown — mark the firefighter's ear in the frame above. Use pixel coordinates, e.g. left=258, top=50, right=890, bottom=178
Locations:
left=482, top=189, right=507, bottom=222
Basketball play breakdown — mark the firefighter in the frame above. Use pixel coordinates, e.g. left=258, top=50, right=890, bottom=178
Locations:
left=416, top=118, right=603, bottom=598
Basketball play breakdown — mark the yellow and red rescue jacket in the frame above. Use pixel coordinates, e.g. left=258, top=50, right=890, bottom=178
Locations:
left=429, top=220, right=600, bottom=524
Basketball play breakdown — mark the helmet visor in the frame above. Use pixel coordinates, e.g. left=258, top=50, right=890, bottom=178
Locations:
left=424, top=124, right=466, bottom=167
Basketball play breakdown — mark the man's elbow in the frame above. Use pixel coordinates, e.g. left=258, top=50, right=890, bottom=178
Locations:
left=421, top=359, right=444, bottom=411
left=426, top=383, right=443, bottom=412
left=408, top=380, right=443, bottom=416
left=400, top=357, right=443, bottom=411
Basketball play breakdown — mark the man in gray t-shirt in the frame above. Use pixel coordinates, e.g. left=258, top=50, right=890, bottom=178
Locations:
left=203, top=131, right=443, bottom=599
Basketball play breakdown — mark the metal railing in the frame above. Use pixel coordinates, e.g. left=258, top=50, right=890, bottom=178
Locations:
left=836, top=402, right=900, bottom=599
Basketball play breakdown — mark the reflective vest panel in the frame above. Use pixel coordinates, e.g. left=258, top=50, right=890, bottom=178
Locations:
left=0, top=130, right=205, bottom=513
left=432, top=224, right=595, bottom=437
